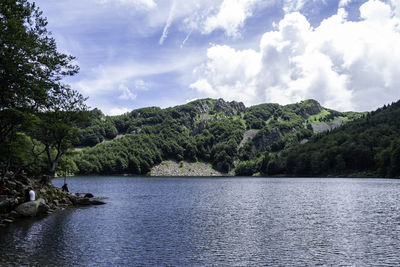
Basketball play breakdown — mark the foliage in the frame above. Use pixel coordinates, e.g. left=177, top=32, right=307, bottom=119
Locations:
left=71, top=101, right=245, bottom=174
left=0, top=0, right=87, bottom=177
left=66, top=98, right=370, bottom=176
left=265, top=101, right=400, bottom=177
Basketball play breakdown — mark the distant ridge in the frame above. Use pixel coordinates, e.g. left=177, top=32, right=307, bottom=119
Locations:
left=67, top=98, right=371, bottom=177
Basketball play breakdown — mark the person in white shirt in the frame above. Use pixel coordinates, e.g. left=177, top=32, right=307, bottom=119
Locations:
left=29, top=188, right=35, bottom=201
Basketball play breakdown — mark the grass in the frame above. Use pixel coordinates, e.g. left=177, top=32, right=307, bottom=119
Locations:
left=307, top=109, right=331, bottom=123
left=179, top=161, right=185, bottom=172
left=161, top=161, right=170, bottom=167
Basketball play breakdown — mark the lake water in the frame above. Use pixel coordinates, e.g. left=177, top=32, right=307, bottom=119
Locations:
left=1, top=177, right=400, bottom=266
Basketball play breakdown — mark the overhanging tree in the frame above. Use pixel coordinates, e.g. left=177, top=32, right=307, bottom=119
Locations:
left=0, top=0, right=87, bottom=176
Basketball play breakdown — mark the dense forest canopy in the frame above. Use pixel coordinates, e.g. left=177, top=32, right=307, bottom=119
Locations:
left=66, top=97, right=400, bottom=178
left=275, top=101, right=400, bottom=177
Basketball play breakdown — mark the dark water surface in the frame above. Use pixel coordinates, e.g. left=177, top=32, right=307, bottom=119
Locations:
left=1, top=177, right=400, bottom=266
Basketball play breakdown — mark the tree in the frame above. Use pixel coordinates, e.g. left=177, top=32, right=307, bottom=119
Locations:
left=390, top=142, right=400, bottom=177
left=260, top=152, right=270, bottom=174
left=0, top=1, right=87, bottom=177
left=32, top=110, right=86, bottom=176
left=0, top=1, right=79, bottom=113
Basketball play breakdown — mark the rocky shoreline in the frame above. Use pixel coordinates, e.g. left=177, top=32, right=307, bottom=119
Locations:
left=0, top=172, right=105, bottom=227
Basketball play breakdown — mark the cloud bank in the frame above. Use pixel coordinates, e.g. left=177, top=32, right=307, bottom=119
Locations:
left=191, top=0, right=400, bottom=111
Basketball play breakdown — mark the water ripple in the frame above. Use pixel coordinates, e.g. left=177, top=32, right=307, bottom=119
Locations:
left=1, top=177, right=400, bottom=266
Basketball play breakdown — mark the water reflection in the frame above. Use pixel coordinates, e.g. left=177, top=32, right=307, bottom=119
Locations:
left=1, top=177, right=400, bottom=266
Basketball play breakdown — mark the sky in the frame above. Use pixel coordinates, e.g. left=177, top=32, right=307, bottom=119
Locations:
left=34, top=0, right=400, bottom=115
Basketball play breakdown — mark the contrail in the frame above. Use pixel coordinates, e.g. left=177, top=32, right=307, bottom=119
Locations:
left=180, top=29, right=193, bottom=48
left=159, top=0, right=176, bottom=45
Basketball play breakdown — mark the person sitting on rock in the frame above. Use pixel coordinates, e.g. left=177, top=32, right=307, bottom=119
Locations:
left=0, top=182, right=10, bottom=195
left=62, top=183, right=69, bottom=192
left=29, top=188, right=36, bottom=201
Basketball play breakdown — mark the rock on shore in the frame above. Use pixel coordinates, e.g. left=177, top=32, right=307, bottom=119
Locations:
left=0, top=172, right=105, bottom=226
left=15, top=198, right=49, bottom=217
left=151, top=160, right=226, bottom=176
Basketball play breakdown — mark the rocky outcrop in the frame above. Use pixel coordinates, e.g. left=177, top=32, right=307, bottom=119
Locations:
left=213, top=98, right=246, bottom=116
left=311, top=122, right=331, bottom=133
left=253, top=128, right=285, bottom=152
left=68, top=194, right=106, bottom=206
left=238, top=129, right=259, bottom=149
left=194, top=99, right=213, bottom=114
left=151, top=160, right=226, bottom=176
left=15, top=198, right=49, bottom=217
left=311, top=119, right=344, bottom=133
left=0, top=171, right=106, bottom=226
left=289, top=99, right=323, bottom=118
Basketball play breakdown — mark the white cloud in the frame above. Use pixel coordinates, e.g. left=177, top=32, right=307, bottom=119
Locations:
left=134, top=79, right=150, bottom=91
left=203, top=0, right=261, bottom=38
left=191, top=0, right=400, bottom=111
left=157, top=0, right=264, bottom=43
left=108, top=107, right=131, bottom=116
left=390, top=0, right=400, bottom=17
left=97, top=0, right=157, bottom=10
left=360, top=0, right=392, bottom=20
left=74, top=49, right=203, bottom=102
left=186, top=98, right=199, bottom=103
left=119, top=84, right=137, bottom=100
left=338, top=0, right=352, bottom=8
left=190, top=79, right=217, bottom=96
left=191, top=45, right=261, bottom=100
left=283, top=0, right=306, bottom=12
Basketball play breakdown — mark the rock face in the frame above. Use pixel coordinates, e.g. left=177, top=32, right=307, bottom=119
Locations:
left=253, top=128, right=285, bottom=153
left=214, top=98, right=246, bottom=116
left=151, top=160, right=225, bottom=176
left=238, top=130, right=259, bottom=149
left=16, top=198, right=49, bottom=217
left=311, top=119, right=344, bottom=133
left=298, top=100, right=322, bottom=118
left=194, top=99, right=213, bottom=114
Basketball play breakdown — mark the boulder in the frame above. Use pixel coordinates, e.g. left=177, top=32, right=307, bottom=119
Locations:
left=84, top=193, right=94, bottom=198
left=9, top=210, right=21, bottom=219
left=0, top=198, right=15, bottom=213
left=16, top=198, right=49, bottom=217
left=68, top=194, right=78, bottom=205
left=61, top=197, right=73, bottom=206
left=68, top=194, right=104, bottom=206
left=89, top=198, right=106, bottom=205
left=76, top=197, right=91, bottom=205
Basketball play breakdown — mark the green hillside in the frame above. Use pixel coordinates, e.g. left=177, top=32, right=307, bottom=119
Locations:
left=267, top=100, right=400, bottom=178
left=67, top=98, right=364, bottom=176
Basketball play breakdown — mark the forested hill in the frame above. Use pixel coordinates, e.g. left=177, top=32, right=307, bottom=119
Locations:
left=67, top=98, right=364, bottom=176
left=272, top=100, right=400, bottom=177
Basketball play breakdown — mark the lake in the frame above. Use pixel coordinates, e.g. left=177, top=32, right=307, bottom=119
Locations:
left=1, top=177, right=400, bottom=266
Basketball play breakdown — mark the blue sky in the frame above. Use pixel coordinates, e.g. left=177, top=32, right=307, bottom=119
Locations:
left=35, top=0, right=400, bottom=114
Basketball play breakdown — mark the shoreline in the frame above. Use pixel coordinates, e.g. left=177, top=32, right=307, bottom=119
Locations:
left=0, top=172, right=105, bottom=228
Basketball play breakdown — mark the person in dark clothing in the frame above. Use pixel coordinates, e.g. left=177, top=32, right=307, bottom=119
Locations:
left=62, top=183, right=69, bottom=192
